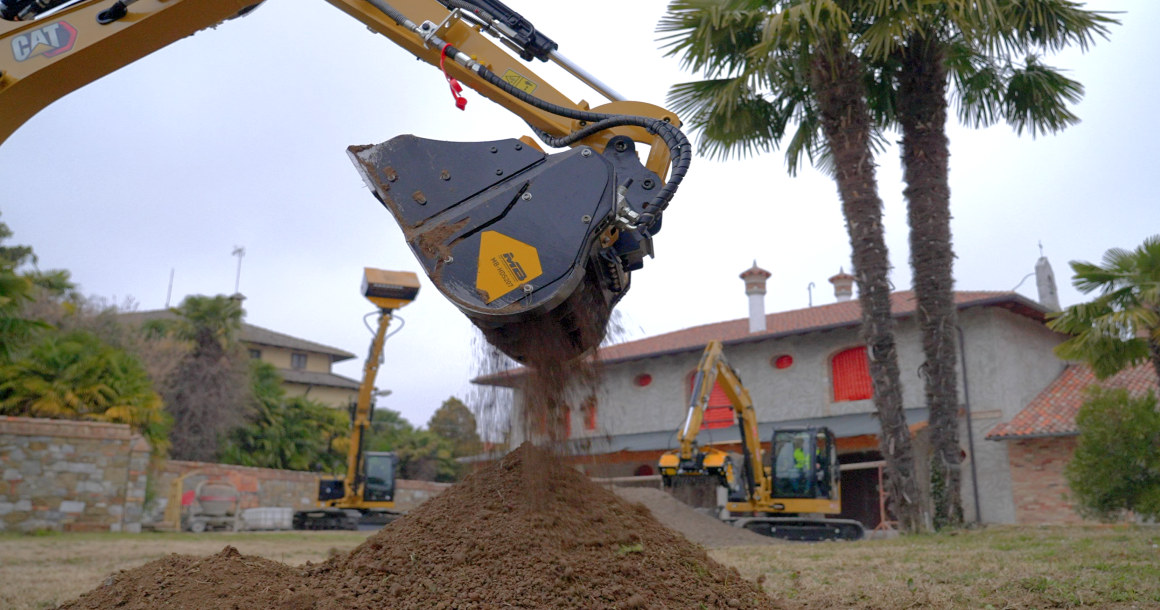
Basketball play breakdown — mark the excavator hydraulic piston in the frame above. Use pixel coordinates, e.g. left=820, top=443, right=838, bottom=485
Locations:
left=349, top=134, right=662, bottom=363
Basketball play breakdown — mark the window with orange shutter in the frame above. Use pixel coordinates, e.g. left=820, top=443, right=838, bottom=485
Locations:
left=688, top=373, right=735, bottom=430
left=581, top=397, right=597, bottom=431
left=832, top=346, right=873, bottom=402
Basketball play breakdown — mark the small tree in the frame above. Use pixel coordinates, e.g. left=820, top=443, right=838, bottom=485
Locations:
left=153, top=295, right=251, bottom=461
left=219, top=362, right=349, bottom=473
left=0, top=214, right=49, bottom=362
left=428, top=396, right=482, bottom=458
left=1065, top=387, right=1160, bottom=522
left=395, top=430, right=459, bottom=483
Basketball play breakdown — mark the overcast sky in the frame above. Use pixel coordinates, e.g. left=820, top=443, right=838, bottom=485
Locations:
left=1, top=0, right=1155, bottom=428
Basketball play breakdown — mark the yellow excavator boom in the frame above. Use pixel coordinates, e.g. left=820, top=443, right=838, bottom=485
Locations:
left=0, top=0, right=691, bottom=364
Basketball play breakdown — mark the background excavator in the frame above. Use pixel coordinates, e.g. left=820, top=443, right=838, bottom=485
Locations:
left=294, top=268, right=419, bottom=530
left=659, top=341, right=866, bottom=541
left=0, top=0, right=691, bottom=363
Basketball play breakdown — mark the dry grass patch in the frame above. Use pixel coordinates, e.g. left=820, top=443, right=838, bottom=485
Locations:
left=712, top=525, right=1160, bottom=609
left=0, top=530, right=372, bottom=610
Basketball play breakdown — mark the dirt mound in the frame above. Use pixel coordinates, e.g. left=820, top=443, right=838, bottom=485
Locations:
left=62, top=444, right=773, bottom=610
left=613, top=486, right=776, bottom=549
left=59, top=546, right=314, bottom=610
left=308, top=443, right=771, bottom=609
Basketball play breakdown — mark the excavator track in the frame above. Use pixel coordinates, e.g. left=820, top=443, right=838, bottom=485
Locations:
left=733, top=517, right=865, bottom=542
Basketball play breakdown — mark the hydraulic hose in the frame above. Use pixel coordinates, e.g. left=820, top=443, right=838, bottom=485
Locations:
left=364, top=0, right=691, bottom=231
left=475, top=64, right=691, bottom=229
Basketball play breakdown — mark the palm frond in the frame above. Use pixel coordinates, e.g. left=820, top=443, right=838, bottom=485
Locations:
left=995, top=0, right=1117, bottom=54
left=1002, top=55, right=1083, bottom=137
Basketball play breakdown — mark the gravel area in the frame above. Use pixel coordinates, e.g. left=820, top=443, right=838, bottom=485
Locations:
left=613, top=486, right=776, bottom=548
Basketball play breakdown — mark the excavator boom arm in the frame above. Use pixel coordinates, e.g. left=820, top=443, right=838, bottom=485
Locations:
left=676, top=340, right=773, bottom=500
left=1, top=0, right=691, bottom=364
left=0, top=0, right=677, bottom=175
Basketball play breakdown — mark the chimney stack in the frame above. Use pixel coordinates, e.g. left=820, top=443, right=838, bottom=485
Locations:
left=740, top=261, right=771, bottom=333
left=829, top=268, right=855, bottom=302
left=1035, top=252, right=1061, bottom=312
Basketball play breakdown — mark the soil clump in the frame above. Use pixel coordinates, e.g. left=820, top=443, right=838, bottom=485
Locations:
left=62, top=444, right=774, bottom=610
left=612, top=486, right=776, bottom=549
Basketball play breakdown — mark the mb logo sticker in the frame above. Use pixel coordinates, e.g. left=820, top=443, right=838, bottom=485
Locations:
left=502, top=253, right=527, bottom=281
left=11, top=21, right=77, bottom=62
left=475, top=231, right=542, bottom=303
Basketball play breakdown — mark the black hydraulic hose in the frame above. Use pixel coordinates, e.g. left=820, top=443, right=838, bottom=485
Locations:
left=440, top=0, right=497, bottom=24
left=473, top=63, right=691, bottom=230
left=364, top=0, right=691, bottom=230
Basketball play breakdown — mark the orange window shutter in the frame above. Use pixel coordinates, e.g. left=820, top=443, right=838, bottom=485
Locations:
left=832, top=346, right=873, bottom=402
left=583, top=398, right=597, bottom=431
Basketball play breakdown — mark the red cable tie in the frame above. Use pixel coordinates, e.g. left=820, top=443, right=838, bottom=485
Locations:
left=440, top=43, right=467, bottom=111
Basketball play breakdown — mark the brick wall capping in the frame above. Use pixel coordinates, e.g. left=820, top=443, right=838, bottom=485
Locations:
left=0, top=416, right=136, bottom=440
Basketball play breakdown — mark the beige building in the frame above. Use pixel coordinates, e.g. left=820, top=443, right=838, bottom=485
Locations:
left=240, top=324, right=360, bottom=408
left=123, top=310, right=361, bottom=409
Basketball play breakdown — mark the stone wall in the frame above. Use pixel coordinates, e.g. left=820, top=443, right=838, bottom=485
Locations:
left=1006, top=436, right=1088, bottom=525
left=0, top=417, right=150, bottom=533
left=146, top=460, right=322, bottom=526
left=146, top=460, right=451, bottom=526
left=394, top=479, right=452, bottom=512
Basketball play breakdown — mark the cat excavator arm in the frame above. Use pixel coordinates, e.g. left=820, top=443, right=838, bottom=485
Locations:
left=0, top=0, right=690, bottom=363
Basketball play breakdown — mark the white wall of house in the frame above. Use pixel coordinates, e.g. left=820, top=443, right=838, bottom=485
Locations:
left=505, top=303, right=1066, bottom=525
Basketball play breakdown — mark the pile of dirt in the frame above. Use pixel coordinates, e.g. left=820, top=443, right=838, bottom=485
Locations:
left=63, top=444, right=775, bottom=610
left=61, top=546, right=315, bottom=610
left=613, top=486, right=776, bottom=549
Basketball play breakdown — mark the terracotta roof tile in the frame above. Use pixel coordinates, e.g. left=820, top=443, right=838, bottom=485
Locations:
left=987, top=364, right=1159, bottom=440
left=597, top=290, right=1037, bottom=364
left=476, top=290, right=1045, bottom=385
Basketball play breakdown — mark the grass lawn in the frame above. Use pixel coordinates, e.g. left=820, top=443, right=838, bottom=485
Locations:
left=713, top=525, right=1160, bottom=609
left=0, top=525, right=1156, bottom=609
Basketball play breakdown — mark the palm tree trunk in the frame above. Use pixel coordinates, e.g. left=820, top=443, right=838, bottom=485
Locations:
left=897, top=36, right=963, bottom=529
left=811, top=48, right=927, bottom=533
left=1150, top=335, right=1160, bottom=384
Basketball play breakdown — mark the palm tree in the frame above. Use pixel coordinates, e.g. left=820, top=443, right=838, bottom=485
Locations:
left=0, top=330, right=170, bottom=451
left=0, top=263, right=47, bottom=363
left=149, top=294, right=250, bottom=461
left=853, top=0, right=1115, bottom=527
left=660, top=0, right=927, bottom=532
left=1049, top=235, right=1160, bottom=382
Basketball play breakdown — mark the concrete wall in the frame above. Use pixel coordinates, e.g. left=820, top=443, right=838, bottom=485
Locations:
left=1006, top=437, right=1087, bottom=524
left=958, top=307, right=1066, bottom=524
left=0, top=417, right=150, bottom=533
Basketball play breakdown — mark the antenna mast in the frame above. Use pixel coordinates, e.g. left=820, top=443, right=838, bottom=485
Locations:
left=231, top=246, right=246, bottom=294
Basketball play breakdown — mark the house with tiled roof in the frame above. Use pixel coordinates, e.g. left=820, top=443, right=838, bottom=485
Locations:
left=986, top=363, right=1158, bottom=524
left=475, top=255, right=1119, bottom=529
left=122, top=306, right=361, bottom=409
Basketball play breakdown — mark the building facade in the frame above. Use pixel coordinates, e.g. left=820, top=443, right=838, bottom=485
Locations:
left=478, top=257, right=1128, bottom=528
left=124, top=309, right=361, bottom=409
left=239, top=324, right=361, bottom=408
